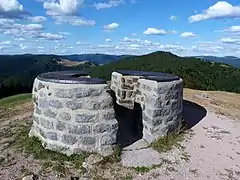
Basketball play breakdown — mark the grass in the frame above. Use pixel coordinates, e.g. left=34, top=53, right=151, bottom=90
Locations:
left=0, top=93, right=32, bottom=107
left=13, top=123, right=89, bottom=170
left=134, top=166, right=152, bottom=173
left=151, top=121, right=189, bottom=153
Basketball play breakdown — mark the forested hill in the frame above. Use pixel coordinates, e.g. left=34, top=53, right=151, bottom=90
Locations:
left=90, top=51, right=240, bottom=93
left=0, top=55, right=95, bottom=98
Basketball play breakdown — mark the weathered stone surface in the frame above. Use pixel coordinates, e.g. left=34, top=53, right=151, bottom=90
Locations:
left=101, top=134, right=117, bottom=145
left=44, top=109, right=57, bottom=118
left=101, top=111, right=115, bottom=120
left=66, top=100, right=82, bottom=110
left=59, top=112, right=71, bottom=121
left=56, top=121, right=66, bottom=131
left=38, top=82, right=45, bottom=90
left=35, top=106, right=42, bottom=115
left=46, top=132, right=58, bottom=141
left=38, top=98, right=48, bottom=109
left=93, top=124, right=111, bottom=133
left=40, top=118, right=53, bottom=129
left=80, top=137, right=96, bottom=145
left=62, top=134, right=77, bottom=145
left=33, top=117, right=39, bottom=124
left=49, top=99, right=63, bottom=109
left=146, top=96, right=163, bottom=108
left=55, top=88, right=103, bottom=99
left=76, top=114, right=95, bottom=123
left=69, top=125, right=91, bottom=134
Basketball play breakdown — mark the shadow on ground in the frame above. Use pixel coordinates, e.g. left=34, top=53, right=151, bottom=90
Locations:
left=183, top=100, right=207, bottom=129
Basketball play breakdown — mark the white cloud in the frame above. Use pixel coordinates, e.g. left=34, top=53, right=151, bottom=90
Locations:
left=170, top=15, right=177, bottom=20
left=224, top=25, right=240, bottom=32
left=59, top=32, right=71, bottom=35
left=14, top=37, right=25, bottom=41
left=104, top=22, right=119, bottom=31
left=122, top=37, right=140, bottom=42
left=189, top=1, right=240, bottom=23
left=0, top=41, right=11, bottom=45
left=43, top=0, right=83, bottom=16
left=105, top=38, right=111, bottom=42
left=0, top=0, right=30, bottom=19
left=180, top=32, right=197, bottom=38
left=35, top=33, right=65, bottom=40
left=39, top=0, right=95, bottom=26
left=143, top=28, right=167, bottom=35
left=28, top=16, right=46, bottom=23
left=220, top=37, right=240, bottom=44
left=94, top=0, right=123, bottom=10
left=54, top=16, right=95, bottom=26
left=131, top=33, right=137, bottom=36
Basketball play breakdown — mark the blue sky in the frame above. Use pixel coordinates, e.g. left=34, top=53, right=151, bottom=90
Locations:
left=0, top=0, right=240, bottom=57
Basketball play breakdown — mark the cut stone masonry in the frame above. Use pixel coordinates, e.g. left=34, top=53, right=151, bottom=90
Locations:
left=29, top=70, right=183, bottom=155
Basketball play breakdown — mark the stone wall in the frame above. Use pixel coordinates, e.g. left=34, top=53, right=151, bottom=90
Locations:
left=110, top=71, right=183, bottom=143
left=29, top=77, right=118, bottom=156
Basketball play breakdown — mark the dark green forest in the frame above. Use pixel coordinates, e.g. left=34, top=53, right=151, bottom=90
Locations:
left=0, top=55, right=94, bottom=98
left=0, top=51, right=240, bottom=99
left=90, top=51, right=240, bottom=93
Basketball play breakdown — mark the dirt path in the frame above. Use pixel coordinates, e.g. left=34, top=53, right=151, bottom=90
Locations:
left=133, top=110, right=240, bottom=180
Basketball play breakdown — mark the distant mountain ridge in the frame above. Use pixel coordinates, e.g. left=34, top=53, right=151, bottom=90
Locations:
left=62, top=54, right=134, bottom=64
left=193, top=56, right=240, bottom=68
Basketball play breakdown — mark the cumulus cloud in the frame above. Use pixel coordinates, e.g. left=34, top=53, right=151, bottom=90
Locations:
left=0, top=0, right=30, bottom=19
left=35, top=33, right=65, bottom=40
left=43, top=0, right=83, bottom=16
left=224, top=25, right=240, bottom=32
left=94, top=0, right=123, bottom=10
left=220, top=37, right=240, bottom=44
left=143, top=28, right=167, bottom=35
left=170, top=15, right=177, bottom=20
left=54, top=16, right=95, bottom=26
left=39, top=0, right=95, bottom=26
left=104, top=22, right=119, bottom=31
left=189, top=1, right=240, bottom=23
left=28, top=16, right=46, bottom=23
left=180, top=32, right=197, bottom=38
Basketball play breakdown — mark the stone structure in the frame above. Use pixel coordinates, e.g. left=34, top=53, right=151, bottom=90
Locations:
left=29, top=70, right=183, bottom=155
left=110, top=70, right=183, bottom=143
left=29, top=71, right=118, bottom=155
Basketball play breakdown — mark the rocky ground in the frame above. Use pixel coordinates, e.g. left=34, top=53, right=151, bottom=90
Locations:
left=0, top=88, right=240, bottom=180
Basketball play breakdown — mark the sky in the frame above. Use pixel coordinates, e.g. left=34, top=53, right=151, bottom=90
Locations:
left=0, top=0, right=240, bottom=57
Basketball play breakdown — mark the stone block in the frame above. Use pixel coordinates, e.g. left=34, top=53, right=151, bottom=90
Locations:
left=75, top=114, right=95, bottom=123
left=93, top=124, right=111, bottom=133
left=35, top=106, right=42, bottom=115
left=101, top=133, right=117, bottom=145
left=101, top=111, right=115, bottom=121
left=38, top=82, right=45, bottom=90
left=146, top=96, right=163, bottom=108
left=40, top=118, right=53, bottom=129
left=146, top=108, right=170, bottom=117
left=56, top=121, right=66, bottom=131
left=38, top=98, right=49, bottom=109
left=46, top=132, right=58, bottom=141
left=69, top=125, right=91, bottom=134
left=62, top=134, right=77, bottom=145
left=49, top=100, right=63, bottom=109
left=66, top=100, right=82, bottom=110
left=33, top=116, right=39, bottom=124
left=80, top=137, right=96, bottom=145
left=59, top=112, right=71, bottom=121
left=44, top=109, right=57, bottom=118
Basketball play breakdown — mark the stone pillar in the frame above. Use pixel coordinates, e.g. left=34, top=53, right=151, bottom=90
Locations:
left=110, top=71, right=140, bottom=109
left=30, top=75, right=118, bottom=156
left=136, top=78, right=183, bottom=143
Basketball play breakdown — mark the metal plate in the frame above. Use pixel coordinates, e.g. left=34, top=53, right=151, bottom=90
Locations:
left=37, top=71, right=106, bottom=84
left=115, top=70, right=180, bottom=82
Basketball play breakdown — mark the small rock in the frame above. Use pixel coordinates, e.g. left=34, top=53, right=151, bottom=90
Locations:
left=85, top=154, right=104, bottom=166
left=22, top=174, right=39, bottom=180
